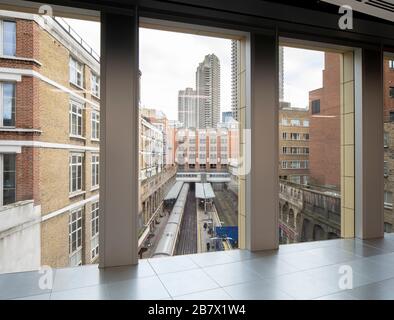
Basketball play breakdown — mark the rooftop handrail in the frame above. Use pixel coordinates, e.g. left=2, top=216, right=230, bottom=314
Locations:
left=53, top=16, right=100, bottom=63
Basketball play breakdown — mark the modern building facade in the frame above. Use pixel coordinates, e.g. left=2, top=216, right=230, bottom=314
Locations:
left=196, top=54, right=220, bottom=129
left=231, top=40, right=240, bottom=121
left=279, top=46, right=284, bottom=102
left=177, top=87, right=197, bottom=129
left=222, top=111, right=233, bottom=123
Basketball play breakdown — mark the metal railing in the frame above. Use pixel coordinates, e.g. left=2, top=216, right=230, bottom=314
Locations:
left=53, top=17, right=100, bottom=62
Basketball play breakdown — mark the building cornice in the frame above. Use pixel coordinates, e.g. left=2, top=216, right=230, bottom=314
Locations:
left=0, top=67, right=100, bottom=110
left=0, top=139, right=99, bottom=152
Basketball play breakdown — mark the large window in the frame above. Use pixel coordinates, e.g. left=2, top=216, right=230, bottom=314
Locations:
left=139, top=28, right=241, bottom=258
left=279, top=46, right=345, bottom=244
left=1, top=153, right=15, bottom=206
left=69, top=100, right=83, bottom=137
left=385, top=161, right=389, bottom=177
left=69, top=56, right=84, bottom=87
left=384, top=54, right=394, bottom=233
left=1, top=20, right=16, bottom=56
left=311, top=99, right=320, bottom=114
left=91, top=110, right=100, bottom=140
left=91, top=201, right=99, bottom=261
left=91, top=73, right=100, bottom=97
left=69, top=208, right=83, bottom=267
left=69, top=153, right=83, bottom=194
left=0, top=82, right=15, bottom=127
left=385, top=191, right=393, bottom=209
left=91, top=154, right=99, bottom=188
left=384, top=132, right=389, bottom=148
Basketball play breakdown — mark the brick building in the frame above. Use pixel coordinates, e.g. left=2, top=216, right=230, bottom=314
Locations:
left=279, top=104, right=310, bottom=185
left=308, top=52, right=341, bottom=189
left=138, top=107, right=177, bottom=249
left=173, top=126, right=238, bottom=172
left=0, top=11, right=101, bottom=272
left=0, top=9, right=181, bottom=272
left=383, top=56, right=394, bottom=233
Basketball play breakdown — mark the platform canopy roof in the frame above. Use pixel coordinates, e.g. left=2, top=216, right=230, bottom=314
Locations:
left=195, top=183, right=215, bottom=199
left=164, top=181, right=184, bottom=201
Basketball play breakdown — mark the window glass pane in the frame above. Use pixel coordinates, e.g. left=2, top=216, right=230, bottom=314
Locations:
left=3, top=83, right=15, bottom=126
left=139, top=29, right=241, bottom=258
left=3, top=154, right=15, bottom=205
left=390, top=87, right=394, bottom=98
left=311, top=100, right=320, bottom=114
left=3, top=21, right=16, bottom=56
left=279, top=47, right=343, bottom=244
left=384, top=54, right=394, bottom=233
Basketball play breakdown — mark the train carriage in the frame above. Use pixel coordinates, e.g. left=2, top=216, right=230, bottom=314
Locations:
left=152, top=183, right=190, bottom=258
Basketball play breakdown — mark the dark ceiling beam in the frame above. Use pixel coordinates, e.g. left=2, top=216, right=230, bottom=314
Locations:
left=18, top=0, right=394, bottom=47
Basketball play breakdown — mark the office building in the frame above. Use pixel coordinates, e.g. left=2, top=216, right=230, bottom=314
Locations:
left=196, top=54, right=220, bottom=129
left=178, top=87, right=197, bottom=129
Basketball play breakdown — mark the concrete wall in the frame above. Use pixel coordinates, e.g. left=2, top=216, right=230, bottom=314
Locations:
left=0, top=201, right=41, bottom=273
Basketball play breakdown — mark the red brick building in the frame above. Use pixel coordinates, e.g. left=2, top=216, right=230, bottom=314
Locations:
left=308, top=53, right=341, bottom=189
left=383, top=56, right=394, bottom=233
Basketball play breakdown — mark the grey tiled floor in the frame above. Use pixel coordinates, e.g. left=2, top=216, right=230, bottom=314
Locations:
left=3, top=236, right=394, bottom=300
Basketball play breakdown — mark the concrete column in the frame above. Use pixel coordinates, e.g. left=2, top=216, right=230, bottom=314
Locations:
left=246, top=32, right=279, bottom=251
left=99, top=11, right=139, bottom=267
left=355, top=48, right=384, bottom=239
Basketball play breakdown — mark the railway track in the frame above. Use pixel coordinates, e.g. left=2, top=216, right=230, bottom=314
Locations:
left=175, top=188, right=197, bottom=255
left=214, top=190, right=238, bottom=226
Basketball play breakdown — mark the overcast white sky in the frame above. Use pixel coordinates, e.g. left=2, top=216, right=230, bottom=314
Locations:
left=64, top=18, right=324, bottom=119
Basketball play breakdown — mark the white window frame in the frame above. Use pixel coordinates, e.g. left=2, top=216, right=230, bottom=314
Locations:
left=91, top=110, right=100, bottom=141
left=290, top=119, right=300, bottom=126
left=91, top=73, right=100, bottom=98
left=0, top=82, right=15, bottom=127
left=384, top=191, right=393, bottom=209
left=0, top=153, right=16, bottom=206
left=91, top=154, right=99, bottom=189
left=69, top=207, right=83, bottom=267
left=69, top=100, right=84, bottom=138
left=0, top=20, right=16, bottom=56
left=384, top=161, right=389, bottom=177
left=384, top=132, right=389, bottom=148
left=91, top=201, right=99, bottom=261
left=389, top=60, right=394, bottom=69
left=69, top=153, right=83, bottom=194
left=69, top=56, right=84, bottom=88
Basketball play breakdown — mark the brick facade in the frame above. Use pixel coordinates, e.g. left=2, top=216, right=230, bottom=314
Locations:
left=308, top=53, right=341, bottom=189
left=278, top=106, right=310, bottom=184
left=384, top=57, right=394, bottom=232
left=0, top=16, right=100, bottom=269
